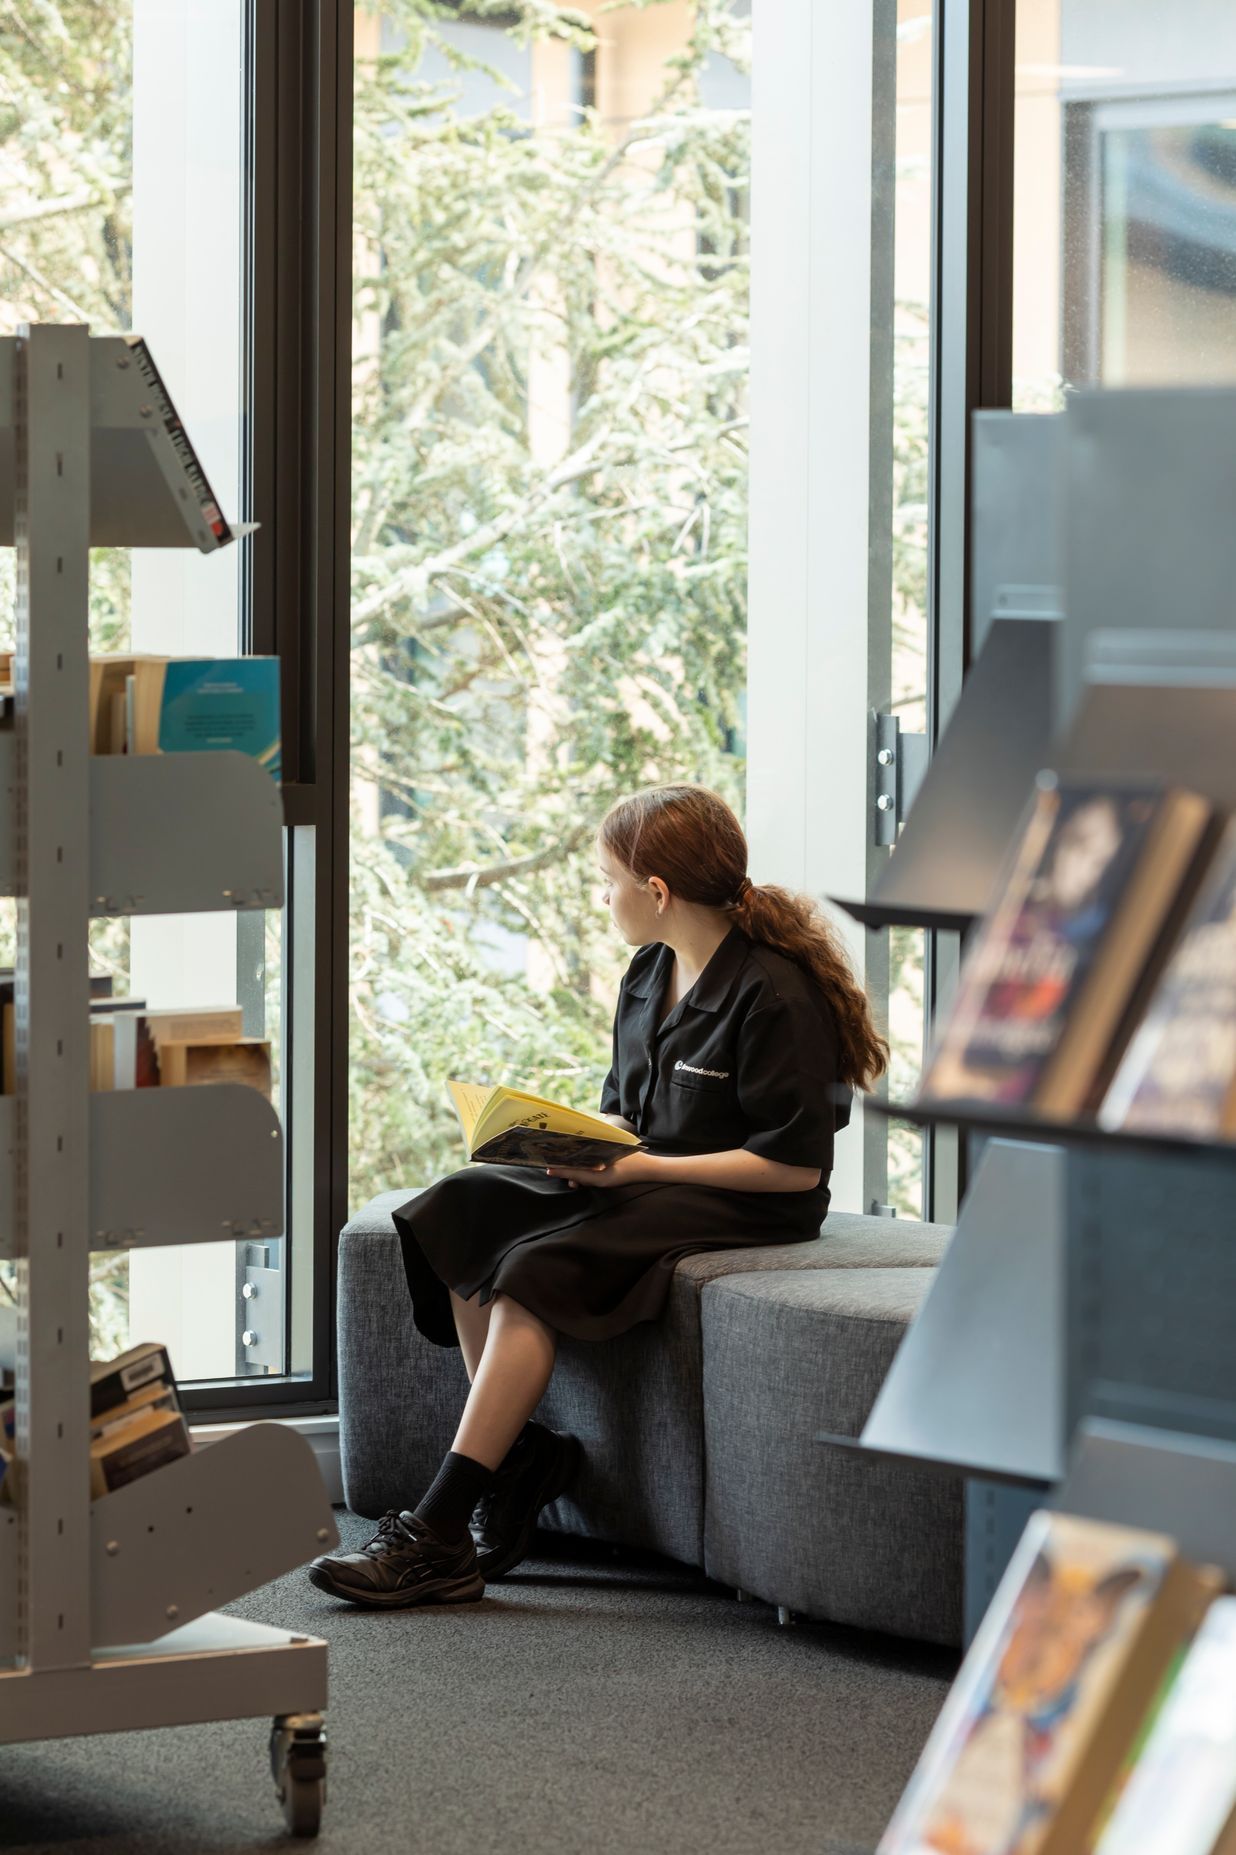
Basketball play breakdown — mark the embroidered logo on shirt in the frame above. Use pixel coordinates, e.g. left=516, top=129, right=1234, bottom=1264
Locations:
left=674, top=1059, right=731, bottom=1080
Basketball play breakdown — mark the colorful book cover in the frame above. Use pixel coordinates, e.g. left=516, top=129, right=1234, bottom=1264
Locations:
left=1094, top=1597, right=1236, bottom=1855
left=1099, top=819, right=1236, bottom=1138
left=880, top=1512, right=1173, bottom=1855
left=922, top=784, right=1167, bottom=1106
left=157, top=659, right=281, bottom=780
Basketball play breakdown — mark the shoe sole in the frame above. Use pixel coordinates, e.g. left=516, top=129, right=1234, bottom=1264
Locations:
left=477, top=1432, right=583, bottom=1583
left=306, top=1563, right=486, bottom=1609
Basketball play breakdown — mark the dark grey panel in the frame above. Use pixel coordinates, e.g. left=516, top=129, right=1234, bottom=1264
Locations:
left=1065, top=1145, right=1236, bottom=1446
left=1055, top=1420, right=1236, bottom=1585
left=1060, top=388, right=1236, bottom=727
left=1055, top=673, right=1236, bottom=812
left=970, top=411, right=1064, bottom=655
left=836, top=617, right=1055, bottom=930
left=861, top=1140, right=1066, bottom=1483
left=964, top=1479, right=1042, bottom=1648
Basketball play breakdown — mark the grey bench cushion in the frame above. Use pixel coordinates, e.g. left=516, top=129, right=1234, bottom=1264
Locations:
left=701, top=1269, right=964, bottom=1645
left=337, top=1192, right=954, bottom=1574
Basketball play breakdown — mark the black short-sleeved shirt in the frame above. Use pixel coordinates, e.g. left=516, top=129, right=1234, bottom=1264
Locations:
left=600, top=927, right=851, bottom=1173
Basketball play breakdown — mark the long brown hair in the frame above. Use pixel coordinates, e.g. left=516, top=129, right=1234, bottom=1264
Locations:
left=600, top=785, right=889, bottom=1090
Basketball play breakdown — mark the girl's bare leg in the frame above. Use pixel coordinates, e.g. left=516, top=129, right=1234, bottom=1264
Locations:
left=449, top=1287, right=493, bottom=1383
left=451, top=1292, right=556, bottom=1471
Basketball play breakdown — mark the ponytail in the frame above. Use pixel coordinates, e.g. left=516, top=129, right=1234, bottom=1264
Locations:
left=600, top=785, right=889, bottom=1090
left=729, top=880, right=889, bottom=1090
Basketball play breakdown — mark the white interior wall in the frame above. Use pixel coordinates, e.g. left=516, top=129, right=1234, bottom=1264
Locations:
left=126, top=0, right=247, bottom=1379
left=747, top=0, right=874, bottom=1216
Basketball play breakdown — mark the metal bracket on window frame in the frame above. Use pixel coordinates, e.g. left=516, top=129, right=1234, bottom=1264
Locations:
left=235, top=1239, right=286, bottom=1376
left=874, top=712, right=929, bottom=847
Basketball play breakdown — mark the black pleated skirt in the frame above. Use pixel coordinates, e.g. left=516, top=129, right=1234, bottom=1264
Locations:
left=391, top=1162, right=831, bottom=1348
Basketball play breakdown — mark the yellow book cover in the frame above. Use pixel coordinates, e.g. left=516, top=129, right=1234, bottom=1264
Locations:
left=447, top=1079, right=642, bottom=1170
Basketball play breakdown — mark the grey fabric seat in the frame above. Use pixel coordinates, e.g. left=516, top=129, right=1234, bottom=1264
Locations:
left=701, top=1269, right=964, bottom=1645
left=336, top=1192, right=961, bottom=1640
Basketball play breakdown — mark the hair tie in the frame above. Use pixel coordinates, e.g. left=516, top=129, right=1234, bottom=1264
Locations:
left=732, top=875, right=753, bottom=906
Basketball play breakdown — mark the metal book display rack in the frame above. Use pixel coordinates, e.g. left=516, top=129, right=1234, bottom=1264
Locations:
left=0, top=325, right=337, bottom=1839
left=819, top=389, right=1236, bottom=1648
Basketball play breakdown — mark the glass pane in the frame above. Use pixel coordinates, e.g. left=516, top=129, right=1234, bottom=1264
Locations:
left=0, top=4, right=261, bottom=1379
left=350, top=4, right=751, bottom=1205
left=882, top=1, right=935, bottom=1217
left=1013, top=3, right=1236, bottom=402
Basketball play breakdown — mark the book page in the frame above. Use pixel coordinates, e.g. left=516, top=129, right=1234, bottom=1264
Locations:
left=476, top=1087, right=639, bottom=1150
left=446, top=1078, right=493, bottom=1147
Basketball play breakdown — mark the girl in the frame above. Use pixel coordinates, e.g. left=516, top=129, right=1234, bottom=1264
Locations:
left=309, top=785, right=887, bottom=1608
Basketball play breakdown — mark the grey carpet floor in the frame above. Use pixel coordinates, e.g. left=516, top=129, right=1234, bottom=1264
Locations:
left=0, top=1513, right=954, bottom=1855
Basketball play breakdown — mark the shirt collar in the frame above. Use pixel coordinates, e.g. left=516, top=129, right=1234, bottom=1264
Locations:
left=626, top=927, right=748, bottom=1014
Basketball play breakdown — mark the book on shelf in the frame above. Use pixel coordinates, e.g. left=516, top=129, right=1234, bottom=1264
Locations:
left=123, top=332, right=234, bottom=548
left=878, top=1510, right=1222, bottom=1855
left=91, top=1342, right=177, bottom=1419
left=90, top=1403, right=191, bottom=1498
left=0, top=997, right=260, bottom=1095
left=89, top=654, right=167, bottom=755
left=87, top=653, right=280, bottom=779
left=447, top=1079, right=643, bottom=1169
left=88, top=1340, right=190, bottom=1499
left=156, top=1037, right=272, bottom=1100
left=0, top=1395, right=14, bottom=1502
left=1098, top=818, right=1236, bottom=1141
left=918, top=777, right=1216, bottom=1118
left=1092, top=1595, right=1236, bottom=1855
left=142, top=1005, right=244, bottom=1047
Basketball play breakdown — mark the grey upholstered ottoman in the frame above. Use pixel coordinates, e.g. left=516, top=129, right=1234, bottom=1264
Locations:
left=701, top=1269, right=964, bottom=1645
left=337, top=1191, right=950, bottom=1579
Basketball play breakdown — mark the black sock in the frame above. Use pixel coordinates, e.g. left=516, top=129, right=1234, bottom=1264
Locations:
left=411, top=1450, right=496, bottom=1544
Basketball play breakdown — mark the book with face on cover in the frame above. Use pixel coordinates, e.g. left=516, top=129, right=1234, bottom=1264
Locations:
left=447, top=1079, right=643, bottom=1169
left=1098, top=819, right=1236, bottom=1140
left=919, top=778, right=1216, bottom=1118
left=1092, top=1596, right=1236, bottom=1855
left=879, top=1511, right=1222, bottom=1855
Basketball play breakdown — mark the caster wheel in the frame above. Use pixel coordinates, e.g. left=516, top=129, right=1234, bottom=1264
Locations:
left=271, top=1712, right=327, bottom=1838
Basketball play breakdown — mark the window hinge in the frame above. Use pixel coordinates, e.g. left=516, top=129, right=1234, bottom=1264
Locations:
left=874, top=712, right=928, bottom=847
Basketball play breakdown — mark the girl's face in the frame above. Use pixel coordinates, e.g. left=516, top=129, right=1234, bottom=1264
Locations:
left=597, top=841, right=664, bottom=946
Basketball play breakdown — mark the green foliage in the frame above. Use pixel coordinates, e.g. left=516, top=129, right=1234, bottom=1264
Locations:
left=349, top=0, right=751, bottom=1200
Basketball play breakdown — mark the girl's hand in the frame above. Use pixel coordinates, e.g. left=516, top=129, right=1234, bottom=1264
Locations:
left=545, top=1152, right=656, bottom=1190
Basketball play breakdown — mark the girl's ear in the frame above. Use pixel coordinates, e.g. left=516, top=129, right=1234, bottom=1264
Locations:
left=646, top=876, right=670, bottom=914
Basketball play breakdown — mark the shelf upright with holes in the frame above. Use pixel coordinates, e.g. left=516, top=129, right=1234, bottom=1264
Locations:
left=0, top=323, right=338, bottom=1840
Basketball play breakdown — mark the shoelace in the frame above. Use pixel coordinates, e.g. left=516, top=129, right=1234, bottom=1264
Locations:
left=362, top=1510, right=420, bottom=1557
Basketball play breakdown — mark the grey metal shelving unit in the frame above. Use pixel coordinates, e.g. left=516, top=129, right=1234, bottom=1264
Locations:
left=819, top=389, right=1236, bottom=1647
left=0, top=324, right=338, bottom=1838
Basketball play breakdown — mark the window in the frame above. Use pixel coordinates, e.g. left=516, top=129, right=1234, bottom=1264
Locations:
left=1013, top=1, right=1236, bottom=402
left=349, top=3, right=752, bottom=1204
left=0, top=3, right=290, bottom=1386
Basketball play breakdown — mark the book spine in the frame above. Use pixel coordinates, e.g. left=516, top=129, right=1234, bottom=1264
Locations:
left=90, top=1346, right=175, bottom=1419
left=123, top=336, right=232, bottom=546
left=92, top=1420, right=190, bottom=1498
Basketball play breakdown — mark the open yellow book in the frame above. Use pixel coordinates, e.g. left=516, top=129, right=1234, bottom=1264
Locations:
left=447, top=1080, right=642, bottom=1169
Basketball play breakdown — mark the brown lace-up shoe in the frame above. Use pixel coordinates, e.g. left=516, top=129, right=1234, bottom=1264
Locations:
left=470, top=1422, right=582, bottom=1581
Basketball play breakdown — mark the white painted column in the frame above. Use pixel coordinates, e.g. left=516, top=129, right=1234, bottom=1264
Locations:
left=126, top=0, right=247, bottom=1378
left=748, top=0, right=877, bottom=1214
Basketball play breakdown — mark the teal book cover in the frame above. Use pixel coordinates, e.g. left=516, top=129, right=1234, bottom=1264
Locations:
left=157, top=659, right=281, bottom=780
